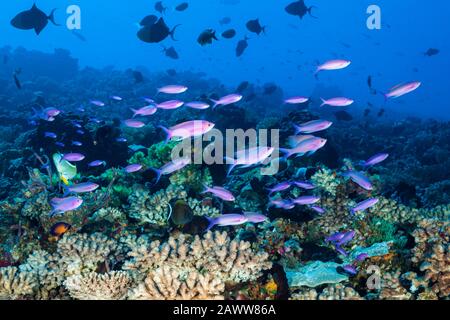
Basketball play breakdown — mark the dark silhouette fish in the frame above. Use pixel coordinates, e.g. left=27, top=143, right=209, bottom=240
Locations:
left=285, top=0, right=317, bottom=19
left=197, top=29, right=218, bottom=46
left=378, top=108, right=385, bottom=117
left=237, top=81, right=249, bottom=93
left=219, top=17, right=231, bottom=25
left=367, top=75, right=377, bottom=94
left=71, top=30, right=87, bottom=42
left=246, top=19, right=266, bottom=35
left=132, top=70, right=144, bottom=83
left=221, top=29, right=236, bottom=39
left=170, top=200, right=194, bottom=225
left=364, top=109, right=371, bottom=117
left=236, top=36, right=249, bottom=57
left=140, top=14, right=158, bottom=27
left=10, top=4, right=59, bottom=35
left=13, top=71, right=22, bottom=90
left=175, top=2, right=189, bottom=11
left=137, top=18, right=180, bottom=43
left=264, top=84, right=277, bottom=95
left=155, top=1, right=167, bottom=15
left=334, top=111, right=353, bottom=121
left=163, top=46, right=179, bottom=59
left=424, top=48, right=439, bottom=56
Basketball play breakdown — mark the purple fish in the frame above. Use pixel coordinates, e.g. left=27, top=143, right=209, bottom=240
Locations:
left=315, top=59, right=351, bottom=74
left=150, top=158, right=191, bottom=184
left=294, top=120, right=333, bottom=134
left=88, top=160, right=106, bottom=167
left=293, top=181, right=316, bottom=190
left=55, top=142, right=65, bottom=147
left=342, top=264, right=357, bottom=275
left=156, top=100, right=184, bottom=110
left=45, top=132, right=57, bottom=139
left=116, top=137, right=127, bottom=143
left=269, top=199, right=295, bottom=210
left=320, top=97, right=354, bottom=107
left=201, top=185, right=235, bottom=201
left=385, top=81, right=421, bottom=99
left=284, top=96, right=309, bottom=104
left=124, top=119, right=145, bottom=128
left=90, top=100, right=105, bottom=107
left=185, top=101, right=210, bottom=110
left=110, top=95, right=123, bottom=101
left=361, top=153, right=389, bottom=168
left=72, top=141, right=83, bottom=146
left=211, top=94, right=243, bottom=109
left=310, top=205, right=326, bottom=214
left=343, top=171, right=373, bottom=191
left=205, top=214, right=248, bottom=231
left=131, top=106, right=157, bottom=117
left=159, top=120, right=215, bottom=142
left=62, top=153, right=85, bottom=162
left=279, top=137, right=327, bottom=158
left=49, top=196, right=83, bottom=216
left=351, top=198, right=379, bottom=215
left=335, top=245, right=348, bottom=257
left=337, top=231, right=355, bottom=246
left=124, top=164, right=143, bottom=173
left=355, top=253, right=369, bottom=262
left=158, top=85, right=188, bottom=94
left=292, top=195, right=320, bottom=205
left=244, top=212, right=268, bottom=223
left=267, top=182, right=291, bottom=195
left=64, top=182, right=99, bottom=195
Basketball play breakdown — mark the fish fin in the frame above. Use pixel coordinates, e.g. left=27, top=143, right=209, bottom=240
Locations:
left=130, top=108, right=138, bottom=118
left=62, top=185, right=71, bottom=197
left=170, top=24, right=181, bottom=41
left=278, top=148, right=292, bottom=159
left=200, top=184, right=210, bottom=194
left=320, top=98, right=327, bottom=107
left=167, top=202, right=173, bottom=221
left=308, top=6, right=318, bottom=19
left=224, top=157, right=236, bottom=176
left=204, top=216, right=215, bottom=232
left=148, top=168, right=162, bottom=185
left=211, top=99, right=219, bottom=109
left=48, top=9, right=60, bottom=26
left=293, top=124, right=302, bottom=134
left=306, top=150, right=317, bottom=157
left=157, top=125, right=172, bottom=143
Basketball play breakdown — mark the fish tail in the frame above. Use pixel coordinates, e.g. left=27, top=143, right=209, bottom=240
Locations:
left=204, top=216, right=215, bottom=232
left=200, top=183, right=210, bottom=194
left=320, top=98, right=327, bottom=107
left=224, top=157, right=236, bottom=176
left=211, top=99, right=219, bottom=109
left=62, top=185, right=70, bottom=197
left=278, top=148, right=292, bottom=159
left=48, top=9, right=61, bottom=26
left=158, top=125, right=172, bottom=143
left=293, top=124, right=302, bottom=134
left=149, top=167, right=162, bottom=185
left=130, top=108, right=138, bottom=118
left=170, top=24, right=181, bottom=41
left=308, top=6, right=318, bottom=19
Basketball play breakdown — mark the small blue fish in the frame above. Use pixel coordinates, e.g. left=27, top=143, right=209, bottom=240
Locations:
left=45, top=132, right=57, bottom=139
left=55, top=141, right=65, bottom=147
left=88, top=160, right=106, bottom=167
left=116, top=137, right=127, bottom=143
left=76, top=130, right=85, bottom=135
left=72, top=141, right=83, bottom=146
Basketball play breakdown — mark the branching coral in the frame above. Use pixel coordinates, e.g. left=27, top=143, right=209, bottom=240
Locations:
left=64, top=271, right=133, bottom=300
left=0, top=266, right=36, bottom=300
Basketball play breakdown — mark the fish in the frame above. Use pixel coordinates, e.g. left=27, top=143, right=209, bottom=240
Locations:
left=320, top=97, right=354, bottom=107
left=71, top=141, right=83, bottom=147
left=377, top=108, right=385, bottom=117
left=155, top=1, right=167, bottom=14
left=225, top=146, right=274, bottom=175
left=140, top=15, right=158, bottom=27
left=267, top=182, right=291, bottom=195
left=10, top=4, right=59, bottom=35
left=355, top=253, right=369, bottom=262
left=175, top=2, right=189, bottom=11
left=55, top=142, right=65, bottom=148
left=350, top=198, right=379, bottom=215
left=110, top=95, right=123, bottom=101
left=236, top=37, right=249, bottom=57
left=244, top=212, right=268, bottom=223
left=211, top=94, right=243, bottom=108
left=90, top=100, right=105, bottom=107
left=53, top=153, right=76, bottom=185
left=128, top=145, right=147, bottom=152
left=88, top=160, right=106, bottom=167
left=205, top=214, right=248, bottom=231
left=133, top=70, right=144, bottom=83
left=137, top=18, right=180, bottom=43
left=124, top=119, right=145, bottom=128
left=424, top=48, right=439, bottom=56
left=219, top=17, right=231, bottom=25
left=201, top=185, right=235, bottom=201
left=221, top=29, right=236, bottom=39
left=315, top=59, right=351, bottom=76
left=150, top=158, right=191, bottom=184
left=279, top=137, right=327, bottom=158
left=50, top=222, right=71, bottom=237
left=285, top=0, right=317, bottom=19
left=158, top=120, right=215, bottom=142
left=64, top=182, right=99, bottom=196
left=163, top=46, right=179, bottom=59
left=170, top=200, right=193, bottom=225
left=116, top=137, right=128, bottom=143
left=337, top=231, right=355, bottom=246
left=62, top=153, right=85, bottom=162
left=285, top=96, right=309, bottom=104
left=156, top=100, right=184, bottom=110
left=294, top=120, right=333, bottom=134
left=44, top=132, right=57, bottom=139
left=367, top=75, right=377, bottom=94
left=197, top=29, right=218, bottom=46
left=49, top=197, right=83, bottom=217
left=76, top=130, right=85, bottom=135
left=292, top=181, right=316, bottom=190
left=342, top=265, right=357, bottom=275
left=131, top=106, right=157, bottom=117
left=292, top=196, right=320, bottom=205
left=342, top=170, right=373, bottom=191
left=246, top=19, right=266, bottom=35
left=360, top=153, right=389, bottom=167
left=13, top=72, right=21, bottom=90
left=334, top=110, right=353, bottom=121
left=364, top=109, right=371, bottom=117
left=124, top=164, right=143, bottom=173
left=185, top=101, right=210, bottom=110
left=384, top=81, right=421, bottom=99
left=310, top=205, right=326, bottom=214
left=325, top=231, right=347, bottom=243
left=158, top=85, right=188, bottom=94
left=335, top=245, right=348, bottom=257
left=269, top=199, right=295, bottom=210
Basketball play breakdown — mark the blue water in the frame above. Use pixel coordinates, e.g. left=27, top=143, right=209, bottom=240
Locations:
left=1, top=0, right=449, bottom=119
